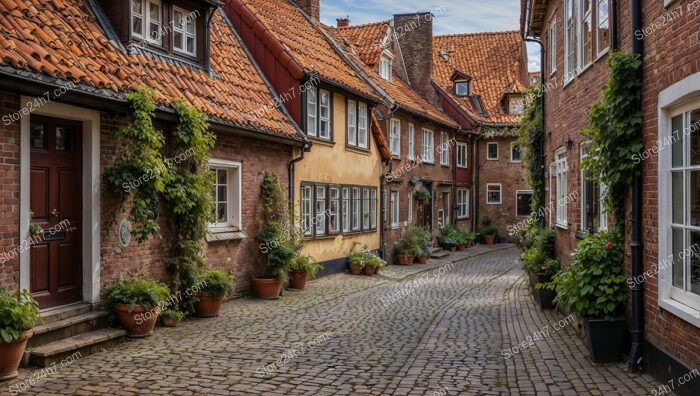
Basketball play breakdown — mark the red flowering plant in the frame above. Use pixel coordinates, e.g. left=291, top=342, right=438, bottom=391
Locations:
left=545, top=230, right=627, bottom=320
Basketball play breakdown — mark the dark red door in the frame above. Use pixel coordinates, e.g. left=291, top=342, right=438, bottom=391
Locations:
left=30, top=115, right=82, bottom=308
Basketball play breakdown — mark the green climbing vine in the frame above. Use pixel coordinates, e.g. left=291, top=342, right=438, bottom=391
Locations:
left=517, top=86, right=545, bottom=215
left=103, top=87, right=167, bottom=243
left=162, top=99, right=216, bottom=307
left=581, top=51, right=644, bottom=229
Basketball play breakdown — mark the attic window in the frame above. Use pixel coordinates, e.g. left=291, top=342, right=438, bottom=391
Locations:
left=132, top=0, right=162, bottom=44
left=379, top=51, right=393, bottom=81
left=173, top=7, right=196, bottom=56
left=509, top=96, right=526, bottom=115
left=469, top=95, right=486, bottom=116
left=455, top=80, right=470, bottom=97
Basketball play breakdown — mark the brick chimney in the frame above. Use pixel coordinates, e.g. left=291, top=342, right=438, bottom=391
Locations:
left=337, top=17, right=350, bottom=28
left=296, top=0, right=320, bottom=21
left=393, top=12, right=436, bottom=102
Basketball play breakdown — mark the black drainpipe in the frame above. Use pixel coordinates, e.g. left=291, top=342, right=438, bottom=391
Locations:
left=288, top=146, right=306, bottom=209
left=629, top=0, right=644, bottom=372
left=380, top=160, right=392, bottom=259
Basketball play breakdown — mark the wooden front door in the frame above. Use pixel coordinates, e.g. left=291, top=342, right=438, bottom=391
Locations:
left=29, top=115, right=83, bottom=308
left=417, top=185, right=433, bottom=229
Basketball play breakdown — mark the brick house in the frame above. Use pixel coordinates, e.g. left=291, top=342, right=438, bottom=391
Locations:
left=523, top=0, right=700, bottom=393
left=222, top=0, right=391, bottom=275
left=331, top=17, right=464, bottom=263
left=0, top=0, right=308, bottom=356
left=432, top=32, right=532, bottom=237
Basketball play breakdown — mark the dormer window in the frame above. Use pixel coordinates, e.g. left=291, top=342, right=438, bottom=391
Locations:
left=131, top=0, right=162, bottom=44
left=509, top=96, right=526, bottom=115
left=379, top=51, right=393, bottom=81
left=173, top=7, right=196, bottom=56
left=455, top=80, right=471, bottom=97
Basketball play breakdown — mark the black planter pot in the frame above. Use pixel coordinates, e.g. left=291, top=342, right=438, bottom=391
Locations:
left=584, top=318, right=626, bottom=363
left=528, top=273, right=556, bottom=310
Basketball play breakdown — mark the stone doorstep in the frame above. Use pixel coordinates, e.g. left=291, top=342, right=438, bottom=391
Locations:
left=429, top=249, right=450, bottom=259
left=29, top=311, right=112, bottom=348
left=38, top=302, right=92, bottom=325
left=29, top=328, right=126, bottom=368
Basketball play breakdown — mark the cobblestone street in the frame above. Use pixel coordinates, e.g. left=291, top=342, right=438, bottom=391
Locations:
left=5, top=246, right=663, bottom=395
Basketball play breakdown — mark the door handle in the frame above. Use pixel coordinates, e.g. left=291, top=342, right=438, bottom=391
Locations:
left=50, top=208, right=60, bottom=218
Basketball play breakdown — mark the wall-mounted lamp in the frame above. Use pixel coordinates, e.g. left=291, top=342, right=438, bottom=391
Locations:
left=566, top=138, right=574, bottom=151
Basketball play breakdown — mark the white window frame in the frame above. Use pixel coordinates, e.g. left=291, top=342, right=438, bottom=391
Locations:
left=486, top=183, right=502, bottom=205
left=301, top=185, right=313, bottom=236
left=208, top=159, right=242, bottom=231
left=407, top=192, right=413, bottom=224
left=352, top=187, right=361, bottom=231
left=440, top=132, right=449, bottom=166
left=408, top=123, right=415, bottom=161
left=516, top=190, right=534, bottom=217
left=319, top=90, right=331, bottom=140
left=487, top=142, right=499, bottom=160
left=131, top=0, right=162, bottom=44
left=580, top=145, right=608, bottom=232
left=509, top=97, right=526, bottom=115
left=390, top=190, right=399, bottom=229
left=549, top=19, right=557, bottom=75
left=511, top=143, right=523, bottom=163
left=329, top=187, right=340, bottom=234
left=596, top=0, right=610, bottom=57
left=306, top=87, right=318, bottom=137
left=390, top=118, right=401, bottom=157
left=455, top=80, right=470, bottom=97
left=564, top=0, right=577, bottom=82
left=342, top=187, right=351, bottom=233
left=578, top=0, right=593, bottom=69
left=362, top=188, right=371, bottom=230
left=422, top=129, right=435, bottom=163
left=172, top=6, right=196, bottom=56
left=358, top=103, right=369, bottom=149
left=315, top=186, right=327, bottom=235
left=457, top=188, right=469, bottom=219
left=379, top=51, right=393, bottom=81
left=658, top=78, right=700, bottom=326
left=457, top=142, right=468, bottom=168
left=347, top=100, right=357, bottom=146
left=437, top=210, right=445, bottom=229
left=555, top=148, right=568, bottom=228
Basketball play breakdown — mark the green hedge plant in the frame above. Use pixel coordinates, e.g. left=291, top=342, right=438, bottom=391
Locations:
left=106, top=278, right=172, bottom=312
left=197, top=269, right=235, bottom=299
left=0, top=289, right=40, bottom=343
left=289, top=255, right=323, bottom=279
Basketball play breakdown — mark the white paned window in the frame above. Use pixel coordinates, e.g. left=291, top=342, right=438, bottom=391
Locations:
left=358, top=103, right=369, bottom=149
left=379, top=55, right=392, bottom=80
left=422, top=129, right=434, bottom=163
left=390, top=190, right=399, bottom=229
left=390, top=119, right=401, bottom=157
left=301, top=185, right=312, bottom=236
left=362, top=188, right=371, bottom=230
left=457, top=188, right=469, bottom=219
left=347, top=100, right=357, bottom=146
left=487, top=184, right=502, bottom=204
left=319, top=90, right=331, bottom=140
left=408, top=124, right=415, bottom=161
left=342, top=187, right=351, bottom=233
left=578, top=0, right=593, bottom=68
left=565, top=0, right=576, bottom=81
left=370, top=189, right=377, bottom=229
left=549, top=20, right=557, bottom=74
left=315, top=186, right=326, bottom=235
left=209, top=160, right=241, bottom=230
left=596, top=0, right=610, bottom=56
left=457, top=143, right=468, bottom=168
left=329, top=187, right=340, bottom=234
left=407, top=192, right=413, bottom=224
left=306, top=88, right=317, bottom=137
left=487, top=142, right=499, bottom=160
left=440, top=132, right=449, bottom=166
left=352, top=187, right=361, bottom=231
left=511, top=144, right=523, bottom=162
left=131, top=0, right=162, bottom=44
left=173, top=7, right=196, bottom=56
left=555, top=150, right=568, bottom=227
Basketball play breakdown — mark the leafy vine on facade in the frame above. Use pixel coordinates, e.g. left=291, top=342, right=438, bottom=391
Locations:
left=517, top=86, right=544, bottom=215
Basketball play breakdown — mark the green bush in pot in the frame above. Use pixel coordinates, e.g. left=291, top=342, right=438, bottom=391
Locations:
left=193, top=269, right=235, bottom=317
left=106, top=278, right=172, bottom=337
left=0, top=289, right=40, bottom=380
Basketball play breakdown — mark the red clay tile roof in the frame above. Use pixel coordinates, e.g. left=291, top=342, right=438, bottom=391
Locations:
left=330, top=24, right=458, bottom=129
left=0, top=0, right=303, bottom=140
left=336, top=21, right=391, bottom=66
left=232, top=0, right=378, bottom=101
left=433, top=31, right=527, bottom=126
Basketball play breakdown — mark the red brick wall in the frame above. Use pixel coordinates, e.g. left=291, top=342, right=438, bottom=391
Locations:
left=0, top=92, right=21, bottom=295
left=477, top=136, right=530, bottom=237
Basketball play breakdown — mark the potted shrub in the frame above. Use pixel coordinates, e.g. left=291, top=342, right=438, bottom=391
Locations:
left=437, top=225, right=459, bottom=250
left=194, top=269, right=235, bottom=317
left=464, top=231, right=476, bottom=248
left=394, top=239, right=417, bottom=266
left=288, top=255, right=322, bottom=290
left=547, top=230, right=627, bottom=363
left=161, top=310, right=185, bottom=327
left=415, top=226, right=432, bottom=264
left=348, top=252, right=365, bottom=275
left=481, top=226, right=499, bottom=245
left=106, top=278, right=171, bottom=338
left=255, top=172, right=300, bottom=299
left=0, top=289, right=40, bottom=381
left=521, top=227, right=558, bottom=309
left=363, top=253, right=386, bottom=276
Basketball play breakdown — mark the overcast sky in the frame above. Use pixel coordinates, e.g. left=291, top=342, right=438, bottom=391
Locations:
left=320, top=0, right=541, bottom=71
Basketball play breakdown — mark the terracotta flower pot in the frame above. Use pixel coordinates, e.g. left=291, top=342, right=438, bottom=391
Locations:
left=349, top=263, right=363, bottom=275
left=0, top=329, right=33, bottom=381
left=456, top=245, right=466, bottom=251
left=114, top=303, right=158, bottom=338
left=162, top=318, right=179, bottom=327
left=194, top=292, right=224, bottom=317
left=363, top=266, right=376, bottom=276
left=252, top=277, right=283, bottom=299
left=483, top=235, right=496, bottom=245
left=416, top=255, right=428, bottom=264
left=396, top=254, right=415, bottom=266
left=288, top=269, right=308, bottom=290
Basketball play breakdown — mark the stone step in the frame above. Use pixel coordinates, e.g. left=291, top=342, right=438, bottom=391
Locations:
left=430, top=248, right=450, bottom=259
left=30, top=328, right=126, bottom=368
left=39, top=302, right=92, bottom=325
left=30, top=311, right=112, bottom=349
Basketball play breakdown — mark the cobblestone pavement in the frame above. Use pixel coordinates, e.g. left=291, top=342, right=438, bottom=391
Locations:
left=5, top=245, right=664, bottom=395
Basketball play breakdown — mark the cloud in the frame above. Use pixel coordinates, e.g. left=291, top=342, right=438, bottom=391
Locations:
left=321, top=0, right=541, bottom=71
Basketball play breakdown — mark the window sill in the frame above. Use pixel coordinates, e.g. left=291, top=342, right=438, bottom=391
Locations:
left=206, top=229, right=247, bottom=242
left=555, top=223, right=569, bottom=230
left=309, top=137, right=334, bottom=146
left=486, top=202, right=502, bottom=205
left=486, top=158, right=499, bottom=161
left=659, top=298, right=700, bottom=328
left=346, top=146, right=371, bottom=155
left=457, top=216, right=469, bottom=220
left=575, top=229, right=588, bottom=240
left=511, top=160, right=523, bottom=164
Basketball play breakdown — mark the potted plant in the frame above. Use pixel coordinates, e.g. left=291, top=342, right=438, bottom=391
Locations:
left=415, top=226, right=432, bottom=264
left=437, top=225, right=459, bottom=250
left=547, top=230, right=627, bottom=363
left=106, top=278, right=171, bottom=338
left=464, top=231, right=476, bottom=248
left=414, top=191, right=430, bottom=205
left=255, top=172, right=300, bottom=299
left=348, top=251, right=365, bottom=275
left=363, top=252, right=386, bottom=276
left=481, top=226, right=499, bottom=245
left=394, top=239, right=417, bottom=266
left=193, top=269, right=235, bottom=317
left=0, top=289, right=40, bottom=381
left=160, top=310, right=185, bottom=327
left=288, top=255, right=322, bottom=290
